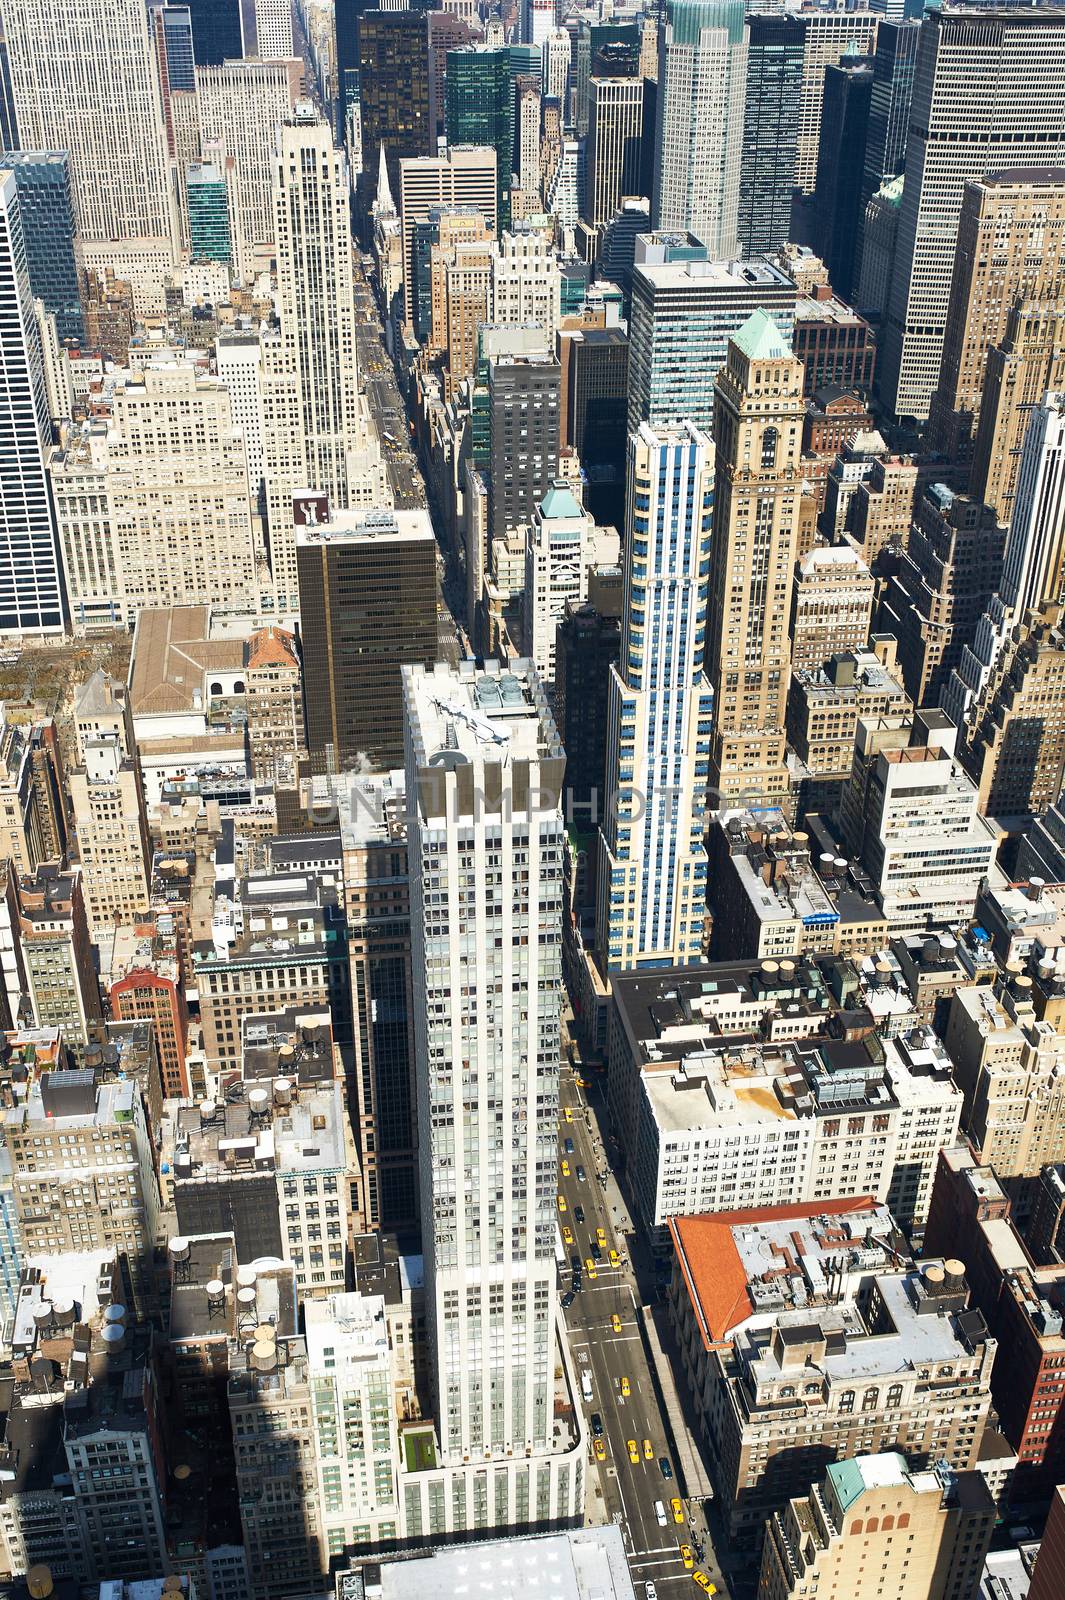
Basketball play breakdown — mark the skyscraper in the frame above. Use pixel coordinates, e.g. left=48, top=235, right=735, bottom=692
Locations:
left=186, top=0, right=244, bottom=65
left=738, top=14, right=805, bottom=258
left=584, top=76, right=644, bottom=229
left=653, top=0, right=747, bottom=258
left=296, top=501, right=439, bottom=772
left=597, top=423, right=713, bottom=971
left=1000, top=394, right=1065, bottom=623
left=0, top=151, right=82, bottom=345
left=813, top=55, right=875, bottom=302
left=403, top=658, right=583, bottom=1527
left=882, top=5, right=1065, bottom=422
left=271, top=110, right=382, bottom=589
left=187, top=161, right=232, bottom=262
left=489, top=351, right=561, bottom=538
left=794, top=10, right=879, bottom=196
left=4, top=0, right=176, bottom=255
left=523, top=0, right=556, bottom=51
left=446, top=47, right=514, bottom=229
left=360, top=11, right=433, bottom=225
left=254, top=0, right=294, bottom=58
left=706, top=311, right=805, bottom=807
left=627, top=246, right=796, bottom=435
left=0, top=170, right=64, bottom=635
left=863, top=18, right=919, bottom=191
left=927, top=169, right=1065, bottom=466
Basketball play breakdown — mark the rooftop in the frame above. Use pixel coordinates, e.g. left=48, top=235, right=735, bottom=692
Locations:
left=404, top=658, right=562, bottom=773
left=293, top=501, right=435, bottom=548
left=733, top=307, right=792, bottom=362
left=348, top=1527, right=636, bottom=1600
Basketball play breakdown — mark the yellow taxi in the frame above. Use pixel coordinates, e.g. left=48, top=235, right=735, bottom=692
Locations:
left=620, top=1375, right=630, bottom=1398
left=593, top=1438, right=606, bottom=1462
left=609, top=1249, right=620, bottom=1268
left=643, top=1439, right=654, bottom=1460
left=692, top=1575, right=715, bottom=1594
left=564, top=1106, right=573, bottom=1123
left=596, top=1227, right=608, bottom=1247
left=561, top=1159, right=571, bottom=1178
left=558, top=1194, right=567, bottom=1213
left=679, top=1545, right=694, bottom=1570
left=610, top=1313, right=622, bottom=1334
left=671, top=1497, right=684, bottom=1524
left=562, top=1226, right=574, bottom=1245
left=626, top=1439, right=640, bottom=1465
left=575, top=1076, right=588, bottom=1087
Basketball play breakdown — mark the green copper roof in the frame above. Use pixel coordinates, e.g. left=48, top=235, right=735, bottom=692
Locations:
left=827, top=1454, right=909, bottom=1512
left=540, top=484, right=583, bottom=520
left=732, top=308, right=791, bottom=362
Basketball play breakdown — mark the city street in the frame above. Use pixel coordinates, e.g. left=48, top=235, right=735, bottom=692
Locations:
left=352, top=256, right=425, bottom=509
left=557, top=1034, right=729, bottom=1600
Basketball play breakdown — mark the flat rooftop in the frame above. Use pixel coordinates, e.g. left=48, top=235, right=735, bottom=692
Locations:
left=129, top=606, right=243, bottom=718
left=362, top=1526, right=636, bottom=1600
left=404, top=658, right=561, bottom=770
left=294, top=503, right=435, bottom=548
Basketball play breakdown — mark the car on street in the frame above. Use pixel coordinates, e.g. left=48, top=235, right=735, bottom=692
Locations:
left=574, top=1205, right=585, bottom=1223
left=609, top=1249, right=620, bottom=1267
left=576, top=1165, right=586, bottom=1181
left=660, top=1458, right=673, bottom=1479
left=564, top=1106, right=573, bottom=1122
left=645, top=1585, right=657, bottom=1600
left=620, top=1375, right=630, bottom=1397
left=564, top=1138, right=574, bottom=1154
left=593, top=1438, right=606, bottom=1461
left=561, top=1291, right=575, bottom=1308
left=679, top=1545, right=693, bottom=1569
left=671, top=1497, right=684, bottom=1524
left=643, top=1439, right=654, bottom=1460
left=611, top=1313, right=622, bottom=1334
left=597, top=1228, right=608, bottom=1247
left=561, top=1159, right=571, bottom=1177
left=691, top=1575, right=715, bottom=1594
left=558, top=1194, right=566, bottom=1212
left=590, top=1412, right=604, bottom=1438
left=571, top=1255, right=582, bottom=1274
left=627, top=1439, right=640, bottom=1464
left=562, top=1226, right=574, bottom=1244
left=591, top=1243, right=602, bottom=1262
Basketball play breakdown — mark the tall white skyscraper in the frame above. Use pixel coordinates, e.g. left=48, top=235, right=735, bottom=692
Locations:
left=597, top=423, right=713, bottom=970
left=3, top=0, right=176, bottom=254
left=0, top=170, right=64, bottom=635
left=254, top=0, right=295, bottom=58
left=542, top=27, right=571, bottom=108
left=265, top=108, right=386, bottom=614
left=1002, top=392, right=1065, bottom=620
left=653, top=0, right=748, bottom=258
left=196, top=58, right=301, bottom=281
left=882, top=5, right=1065, bottom=421
left=403, top=658, right=582, bottom=1526
left=523, top=0, right=556, bottom=50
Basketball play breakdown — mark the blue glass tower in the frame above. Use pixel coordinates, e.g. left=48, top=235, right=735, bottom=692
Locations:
left=0, top=150, right=83, bottom=345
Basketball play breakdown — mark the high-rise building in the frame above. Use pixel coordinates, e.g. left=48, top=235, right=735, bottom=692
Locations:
left=813, top=56, right=875, bottom=302
left=653, top=0, right=746, bottom=258
left=69, top=739, right=152, bottom=941
left=0, top=168, right=65, bottom=636
left=543, top=26, right=571, bottom=107
left=999, top=393, right=1065, bottom=623
left=928, top=169, right=1065, bottom=466
left=706, top=311, right=805, bottom=808
left=759, top=1452, right=995, bottom=1600
left=446, top=47, right=514, bottom=229
left=598, top=423, right=712, bottom=971
left=492, top=227, right=561, bottom=344
left=334, top=0, right=366, bottom=143
left=429, top=11, right=476, bottom=141
left=627, top=246, right=796, bottom=435
left=4, top=0, right=176, bottom=257
left=103, top=366, right=262, bottom=616
left=296, top=500, right=438, bottom=772
left=267, top=111, right=386, bottom=612
left=358, top=10, right=432, bottom=224
left=971, top=297, right=1065, bottom=526
left=565, top=326, right=629, bottom=526
left=738, top=14, right=805, bottom=258
left=0, top=151, right=82, bottom=346
left=584, top=76, right=644, bottom=229
left=523, top=0, right=556, bottom=51
left=186, top=0, right=244, bottom=65
left=489, top=351, right=561, bottom=538
left=403, top=658, right=583, bottom=1526
left=794, top=9, right=879, bottom=196
left=523, top=482, right=618, bottom=692
left=399, top=146, right=498, bottom=309
left=216, top=328, right=267, bottom=503
left=16, top=865, right=102, bottom=1047
left=254, top=0, right=294, bottom=58
left=186, top=160, right=232, bottom=262
left=882, top=6, right=1065, bottom=422
left=862, top=18, right=919, bottom=192
left=195, top=58, right=301, bottom=281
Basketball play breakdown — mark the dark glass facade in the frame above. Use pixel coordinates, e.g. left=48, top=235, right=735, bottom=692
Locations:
left=446, top=47, right=513, bottom=231
left=186, top=0, right=243, bottom=66
left=737, top=15, right=805, bottom=259
left=1, top=150, right=83, bottom=345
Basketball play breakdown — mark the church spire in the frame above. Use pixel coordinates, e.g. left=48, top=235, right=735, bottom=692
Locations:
left=375, top=142, right=395, bottom=217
